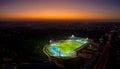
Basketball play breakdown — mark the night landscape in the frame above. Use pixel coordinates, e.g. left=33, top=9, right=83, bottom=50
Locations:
left=0, top=0, right=120, bottom=69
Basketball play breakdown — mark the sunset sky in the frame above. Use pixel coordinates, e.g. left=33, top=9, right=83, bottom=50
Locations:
left=0, top=0, right=120, bottom=21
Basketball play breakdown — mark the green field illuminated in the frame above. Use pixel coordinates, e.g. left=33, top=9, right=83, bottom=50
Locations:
left=55, top=40, right=83, bottom=54
left=44, top=39, right=87, bottom=57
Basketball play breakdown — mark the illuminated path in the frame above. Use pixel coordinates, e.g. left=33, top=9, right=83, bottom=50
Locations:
left=93, top=31, right=113, bottom=69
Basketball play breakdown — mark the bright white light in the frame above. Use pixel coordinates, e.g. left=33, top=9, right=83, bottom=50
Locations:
left=54, top=44, right=57, bottom=46
left=50, top=40, right=52, bottom=43
left=86, top=38, right=88, bottom=40
left=71, top=35, right=75, bottom=38
left=61, top=55, right=64, bottom=56
left=76, top=40, right=80, bottom=41
left=51, top=43, right=57, bottom=46
left=68, top=40, right=71, bottom=41
left=84, top=41, right=87, bottom=43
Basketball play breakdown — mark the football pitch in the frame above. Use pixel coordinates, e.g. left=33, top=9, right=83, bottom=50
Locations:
left=48, top=39, right=86, bottom=56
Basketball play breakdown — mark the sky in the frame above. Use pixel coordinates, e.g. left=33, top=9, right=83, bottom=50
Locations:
left=0, top=0, right=120, bottom=21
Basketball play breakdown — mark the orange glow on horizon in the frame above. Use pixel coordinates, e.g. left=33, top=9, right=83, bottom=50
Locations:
left=1, top=12, right=117, bottom=21
left=1, top=0, right=120, bottom=21
left=1, top=8, right=120, bottom=21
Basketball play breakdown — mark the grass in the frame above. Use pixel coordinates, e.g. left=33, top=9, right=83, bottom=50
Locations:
left=54, top=40, right=83, bottom=54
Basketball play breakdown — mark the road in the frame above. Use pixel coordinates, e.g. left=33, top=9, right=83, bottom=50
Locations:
left=93, top=31, right=113, bottom=69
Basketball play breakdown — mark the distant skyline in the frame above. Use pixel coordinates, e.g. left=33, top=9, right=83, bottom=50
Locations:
left=0, top=0, right=120, bottom=21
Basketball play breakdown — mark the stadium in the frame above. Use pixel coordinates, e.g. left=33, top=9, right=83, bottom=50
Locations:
left=43, top=35, right=90, bottom=59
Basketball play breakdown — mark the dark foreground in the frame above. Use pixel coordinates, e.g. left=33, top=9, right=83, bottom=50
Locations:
left=0, top=21, right=120, bottom=69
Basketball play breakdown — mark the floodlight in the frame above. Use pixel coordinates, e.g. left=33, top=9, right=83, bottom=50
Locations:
left=50, top=40, right=52, bottom=43
left=71, top=35, right=75, bottom=38
left=86, top=38, right=88, bottom=40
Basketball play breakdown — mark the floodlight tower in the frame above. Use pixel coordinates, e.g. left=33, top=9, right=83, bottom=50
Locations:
left=86, top=38, right=88, bottom=40
left=50, top=40, right=52, bottom=43
left=71, top=35, right=75, bottom=38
